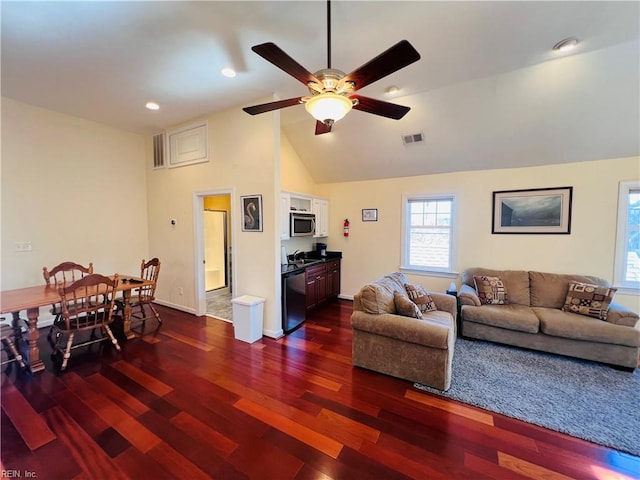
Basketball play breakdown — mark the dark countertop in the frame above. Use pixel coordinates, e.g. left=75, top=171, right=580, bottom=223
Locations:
left=281, top=251, right=342, bottom=276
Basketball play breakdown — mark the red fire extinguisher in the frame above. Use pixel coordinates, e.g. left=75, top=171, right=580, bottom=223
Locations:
left=343, top=218, right=350, bottom=237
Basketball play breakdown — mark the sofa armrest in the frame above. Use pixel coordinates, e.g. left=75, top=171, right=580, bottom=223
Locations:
left=429, top=292, right=457, bottom=322
left=606, top=302, right=640, bottom=328
left=350, top=310, right=451, bottom=349
left=459, top=284, right=481, bottom=307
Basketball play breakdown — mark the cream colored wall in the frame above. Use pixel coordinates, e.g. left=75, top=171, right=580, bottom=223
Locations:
left=281, top=132, right=315, bottom=194
left=1, top=97, right=148, bottom=291
left=146, top=101, right=282, bottom=336
left=315, top=156, right=640, bottom=312
left=280, top=131, right=318, bottom=255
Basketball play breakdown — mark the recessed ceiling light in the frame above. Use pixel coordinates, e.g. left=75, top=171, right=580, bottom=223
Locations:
left=385, top=86, right=400, bottom=95
left=221, top=67, right=236, bottom=78
left=145, top=102, right=160, bottom=111
left=553, top=37, right=579, bottom=53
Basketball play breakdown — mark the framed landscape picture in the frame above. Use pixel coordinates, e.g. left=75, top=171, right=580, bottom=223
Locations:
left=241, top=194, right=262, bottom=232
left=492, top=187, right=573, bottom=234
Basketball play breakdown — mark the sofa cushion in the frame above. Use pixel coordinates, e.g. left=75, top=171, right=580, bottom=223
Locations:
left=359, top=272, right=408, bottom=314
left=462, top=304, right=540, bottom=333
left=529, top=271, right=610, bottom=309
left=535, top=307, right=640, bottom=347
left=393, top=291, right=423, bottom=319
left=462, top=268, right=530, bottom=306
left=562, top=282, right=617, bottom=320
left=404, top=284, right=437, bottom=312
left=473, top=275, right=508, bottom=305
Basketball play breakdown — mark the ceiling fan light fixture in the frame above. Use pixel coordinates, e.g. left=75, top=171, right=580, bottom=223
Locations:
left=304, top=93, right=353, bottom=125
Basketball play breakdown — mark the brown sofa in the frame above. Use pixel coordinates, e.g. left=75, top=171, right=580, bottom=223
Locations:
left=459, top=268, right=640, bottom=369
left=350, top=272, right=457, bottom=390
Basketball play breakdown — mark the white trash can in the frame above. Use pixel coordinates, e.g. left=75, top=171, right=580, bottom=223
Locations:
left=231, top=295, right=265, bottom=343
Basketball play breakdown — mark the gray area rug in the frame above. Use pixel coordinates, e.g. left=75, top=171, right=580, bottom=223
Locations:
left=414, top=338, right=640, bottom=456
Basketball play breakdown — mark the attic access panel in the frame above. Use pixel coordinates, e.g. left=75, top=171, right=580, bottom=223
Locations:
left=167, top=121, right=208, bottom=168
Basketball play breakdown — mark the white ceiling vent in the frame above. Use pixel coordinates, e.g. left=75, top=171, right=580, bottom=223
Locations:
left=402, top=132, right=425, bottom=146
left=152, top=133, right=165, bottom=169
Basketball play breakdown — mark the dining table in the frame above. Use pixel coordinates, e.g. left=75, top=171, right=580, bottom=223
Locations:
left=0, top=275, right=155, bottom=372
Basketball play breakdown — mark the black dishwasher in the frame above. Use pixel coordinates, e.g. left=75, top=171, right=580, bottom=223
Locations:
left=282, top=269, right=306, bottom=333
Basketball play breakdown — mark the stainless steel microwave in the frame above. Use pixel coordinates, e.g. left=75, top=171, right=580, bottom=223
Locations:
left=290, top=212, right=316, bottom=237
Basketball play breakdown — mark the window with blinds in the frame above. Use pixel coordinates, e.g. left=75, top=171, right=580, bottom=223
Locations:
left=615, top=181, right=640, bottom=289
left=401, top=195, right=455, bottom=273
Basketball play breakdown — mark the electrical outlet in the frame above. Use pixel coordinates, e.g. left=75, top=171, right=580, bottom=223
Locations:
left=178, top=287, right=184, bottom=296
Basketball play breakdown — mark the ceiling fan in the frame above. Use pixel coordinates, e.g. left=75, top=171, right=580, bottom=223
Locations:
left=242, top=0, right=421, bottom=135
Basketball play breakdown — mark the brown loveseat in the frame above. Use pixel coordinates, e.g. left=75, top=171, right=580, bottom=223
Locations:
left=350, top=272, right=457, bottom=390
left=459, top=268, right=640, bottom=370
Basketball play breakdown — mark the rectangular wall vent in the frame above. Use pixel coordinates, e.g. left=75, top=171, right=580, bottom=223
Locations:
left=153, top=133, right=165, bottom=169
left=402, top=132, right=424, bottom=146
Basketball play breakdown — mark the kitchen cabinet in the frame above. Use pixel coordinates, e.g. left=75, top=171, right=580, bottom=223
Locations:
left=281, top=191, right=329, bottom=239
left=313, top=198, right=329, bottom=237
left=305, top=263, right=326, bottom=311
left=326, top=259, right=341, bottom=299
left=305, top=259, right=340, bottom=312
left=289, top=194, right=312, bottom=212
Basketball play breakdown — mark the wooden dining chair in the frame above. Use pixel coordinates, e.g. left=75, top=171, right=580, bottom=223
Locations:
left=50, top=274, right=120, bottom=371
left=117, top=258, right=162, bottom=334
left=0, top=321, right=27, bottom=372
left=43, top=261, right=94, bottom=347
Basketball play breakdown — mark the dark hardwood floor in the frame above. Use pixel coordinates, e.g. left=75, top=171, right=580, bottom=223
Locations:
left=2, top=300, right=639, bottom=479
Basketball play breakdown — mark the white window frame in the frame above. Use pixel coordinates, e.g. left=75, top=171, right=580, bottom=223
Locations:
left=400, top=194, right=457, bottom=278
left=613, top=180, right=640, bottom=292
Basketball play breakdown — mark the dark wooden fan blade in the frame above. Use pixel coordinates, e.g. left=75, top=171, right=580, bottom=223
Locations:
left=252, top=42, right=320, bottom=86
left=342, top=40, right=420, bottom=91
left=351, top=95, right=410, bottom=119
left=242, top=97, right=303, bottom=115
left=315, top=121, right=332, bottom=135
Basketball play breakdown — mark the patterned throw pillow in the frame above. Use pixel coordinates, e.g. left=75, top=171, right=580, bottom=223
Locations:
left=393, top=291, right=423, bottom=319
left=404, top=284, right=437, bottom=312
left=562, top=282, right=617, bottom=320
left=473, top=275, right=508, bottom=305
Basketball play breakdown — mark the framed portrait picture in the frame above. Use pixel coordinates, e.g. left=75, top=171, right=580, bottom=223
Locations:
left=492, top=186, right=573, bottom=234
left=362, top=208, right=378, bottom=222
left=241, top=195, right=263, bottom=232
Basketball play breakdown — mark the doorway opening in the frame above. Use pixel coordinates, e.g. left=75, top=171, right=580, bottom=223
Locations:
left=194, top=190, right=234, bottom=321
left=204, top=208, right=234, bottom=320
left=204, top=209, right=229, bottom=293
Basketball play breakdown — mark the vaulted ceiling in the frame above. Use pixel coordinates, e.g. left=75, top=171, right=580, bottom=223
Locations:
left=2, top=1, right=638, bottom=183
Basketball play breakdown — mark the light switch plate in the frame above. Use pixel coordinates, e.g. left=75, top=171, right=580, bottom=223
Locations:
left=14, top=242, right=32, bottom=252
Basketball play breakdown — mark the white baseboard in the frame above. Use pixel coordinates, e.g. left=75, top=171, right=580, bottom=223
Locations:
left=338, top=294, right=354, bottom=301
left=154, top=299, right=196, bottom=315
left=1, top=309, right=56, bottom=329
left=263, top=328, right=284, bottom=339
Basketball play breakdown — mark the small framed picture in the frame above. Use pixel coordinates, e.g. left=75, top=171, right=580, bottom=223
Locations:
left=241, top=195, right=263, bottom=232
left=362, top=208, right=378, bottom=222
